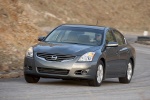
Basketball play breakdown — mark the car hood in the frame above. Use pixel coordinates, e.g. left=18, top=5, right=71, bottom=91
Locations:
left=33, top=42, right=101, bottom=56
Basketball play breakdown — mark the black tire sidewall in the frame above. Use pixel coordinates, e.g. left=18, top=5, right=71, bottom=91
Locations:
left=96, top=60, right=104, bottom=86
left=24, top=74, right=40, bottom=83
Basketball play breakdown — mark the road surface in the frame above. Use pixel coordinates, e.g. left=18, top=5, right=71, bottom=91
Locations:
left=0, top=34, right=150, bottom=100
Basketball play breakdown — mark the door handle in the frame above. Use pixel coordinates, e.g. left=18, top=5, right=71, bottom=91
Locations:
left=120, top=48, right=129, bottom=53
left=126, top=50, right=129, bottom=53
left=116, top=51, right=119, bottom=55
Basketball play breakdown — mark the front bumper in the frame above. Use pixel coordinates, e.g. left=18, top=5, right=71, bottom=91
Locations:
left=24, top=56, right=97, bottom=80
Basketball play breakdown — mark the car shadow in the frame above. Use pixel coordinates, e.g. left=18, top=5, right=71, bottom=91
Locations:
left=0, top=77, right=120, bottom=87
left=36, top=78, right=120, bottom=87
left=38, top=79, right=88, bottom=86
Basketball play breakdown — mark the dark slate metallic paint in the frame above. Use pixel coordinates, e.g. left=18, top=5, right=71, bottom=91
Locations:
left=24, top=24, right=135, bottom=80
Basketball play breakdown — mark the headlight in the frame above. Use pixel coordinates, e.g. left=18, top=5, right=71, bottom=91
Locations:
left=78, top=52, right=95, bottom=62
left=26, top=47, right=33, bottom=57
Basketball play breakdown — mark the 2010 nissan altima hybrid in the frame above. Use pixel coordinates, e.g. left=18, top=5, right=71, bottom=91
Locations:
left=24, top=24, right=136, bottom=86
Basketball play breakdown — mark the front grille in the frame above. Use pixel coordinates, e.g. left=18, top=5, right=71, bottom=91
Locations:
left=37, top=67, right=69, bottom=75
left=37, top=53, right=75, bottom=62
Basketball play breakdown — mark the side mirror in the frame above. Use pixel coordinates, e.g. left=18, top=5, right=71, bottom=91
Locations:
left=38, top=36, right=45, bottom=41
left=106, top=42, right=118, bottom=47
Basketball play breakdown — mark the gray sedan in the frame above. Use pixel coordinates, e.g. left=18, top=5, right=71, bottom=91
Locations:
left=24, top=24, right=136, bottom=86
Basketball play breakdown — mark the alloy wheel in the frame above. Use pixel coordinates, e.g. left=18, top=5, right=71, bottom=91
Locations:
left=97, top=64, right=103, bottom=83
left=127, top=62, right=132, bottom=80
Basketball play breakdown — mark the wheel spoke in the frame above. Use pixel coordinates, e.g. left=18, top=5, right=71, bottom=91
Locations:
left=127, top=63, right=132, bottom=80
left=97, top=65, right=103, bottom=83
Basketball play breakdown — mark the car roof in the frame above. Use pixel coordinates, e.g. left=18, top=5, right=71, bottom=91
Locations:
left=60, top=24, right=109, bottom=30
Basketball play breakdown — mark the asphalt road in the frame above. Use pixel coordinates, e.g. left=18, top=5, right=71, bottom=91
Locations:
left=0, top=35, right=150, bottom=100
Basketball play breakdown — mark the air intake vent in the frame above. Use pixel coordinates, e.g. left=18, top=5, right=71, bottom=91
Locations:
left=37, top=67, right=69, bottom=75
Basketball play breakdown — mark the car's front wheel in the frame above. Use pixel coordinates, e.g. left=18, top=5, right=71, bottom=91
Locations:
left=119, top=60, right=133, bottom=83
left=88, top=61, right=104, bottom=86
left=24, top=74, right=40, bottom=83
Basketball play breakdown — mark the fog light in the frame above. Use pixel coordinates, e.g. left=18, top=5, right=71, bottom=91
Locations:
left=81, top=69, right=89, bottom=75
left=26, top=66, right=32, bottom=70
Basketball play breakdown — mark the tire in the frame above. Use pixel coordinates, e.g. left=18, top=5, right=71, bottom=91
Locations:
left=62, top=79, right=71, bottom=81
left=88, top=60, right=104, bottom=86
left=119, top=60, right=133, bottom=83
left=24, top=74, right=40, bottom=83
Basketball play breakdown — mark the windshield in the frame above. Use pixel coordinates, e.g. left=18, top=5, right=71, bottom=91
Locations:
left=44, top=26, right=104, bottom=46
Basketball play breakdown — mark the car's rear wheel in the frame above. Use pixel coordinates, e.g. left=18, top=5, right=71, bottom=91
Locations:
left=119, top=60, right=133, bottom=83
left=24, top=74, right=40, bottom=83
left=88, top=61, right=104, bottom=86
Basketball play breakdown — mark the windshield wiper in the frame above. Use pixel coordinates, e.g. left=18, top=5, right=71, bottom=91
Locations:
left=61, top=42, right=81, bottom=44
